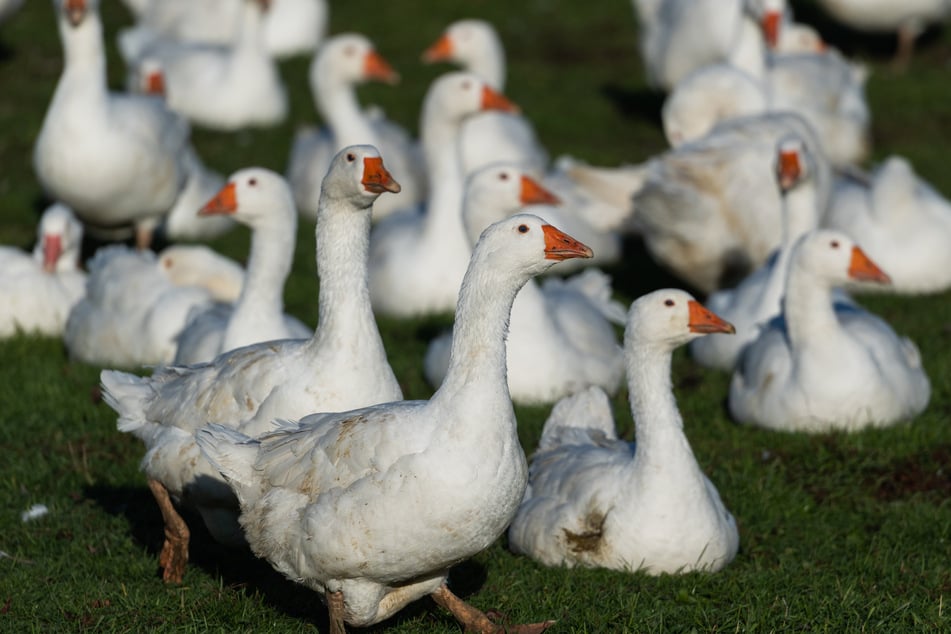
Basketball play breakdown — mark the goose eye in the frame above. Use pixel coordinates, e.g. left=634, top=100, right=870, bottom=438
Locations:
left=346, top=153, right=356, bottom=162
left=461, top=79, right=471, bottom=90
left=499, top=172, right=509, bottom=181
left=664, top=299, right=675, bottom=307
left=830, top=240, right=840, bottom=249
left=248, top=178, right=257, bottom=187
left=518, top=224, right=529, bottom=234
left=343, top=45, right=356, bottom=57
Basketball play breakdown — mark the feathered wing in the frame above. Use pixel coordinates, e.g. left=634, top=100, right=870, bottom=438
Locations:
left=537, top=386, right=619, bottom=453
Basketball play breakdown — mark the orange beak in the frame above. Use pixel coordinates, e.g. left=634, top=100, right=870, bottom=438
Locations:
left=848, top=246, right=890, bottom=284
left=422, top=33, right=454, bottom=63
left=481, top=84, right=519, bottom=114
left=777, top=147, right=801, bottom=190
left=199, top=182, right=238, bottom=216
left=65, top=0, right=86, bottom=27
left=145, top=70, right=165, bottom=97
left=364, top=50, right=400, bottom=85
left=43, top=235, right=63, bottom=273
left=542, top=224, right=593, bottom=261
left=520, top=175, right=560, bottom=206
left=362, top=156, right=402, bottom=194
left=762, top=11, right=782, bottom=49
left=688, top=300, right=736, bottom=335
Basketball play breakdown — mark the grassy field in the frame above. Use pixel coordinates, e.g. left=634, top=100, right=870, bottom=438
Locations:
left=1, top=0, right=950, bottom=632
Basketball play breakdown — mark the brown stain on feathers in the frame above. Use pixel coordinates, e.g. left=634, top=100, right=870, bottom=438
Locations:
left=563, top=508, right=607, bottom=554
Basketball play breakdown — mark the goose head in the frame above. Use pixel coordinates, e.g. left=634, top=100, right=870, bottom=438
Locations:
left=625, top=289, right=735, bottom=350
left=312, top=33, right=399, bottom=90
left=792, top=230, right=890, bottom=286
left=320, top=144, right=402, bottom=208
left=134, top=57, right=166, bottom=97
left=34, top=203, right=83, bottom=273
left=471, top=214, right=592, bottom=282
left=199, top=168, right=296, bottom=231
left=745, top=0, right=786, bottom=49
left=422, top=19, right=501, bottom=72
left=58, top=0, right=92, bottom=28
left=462, top=163, right=560, bottom=245
left=775, top=135, right=811, bottom=194
left=421, top=71, right=518, bottom=129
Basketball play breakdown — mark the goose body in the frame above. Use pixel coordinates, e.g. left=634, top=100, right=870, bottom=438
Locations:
left=509, top=290, right=739, bottom=574
left=34, top=0, right=189, bottom=247
left=424, top=164, right=625, bottom=404
left=728, top=229, right=931, bottom=432
left=124, top=0, right=287, bottom=130
left=368, top=72, right=519, bottom=318
left=287, top=33, right=425, bottom=223
left=173, top=168, right=310, bottom=365
left=0, top=204, right=85, bottom=338
left=196, top=213, right=589, bottom=631
left=823, top=156, right=951, bottom=294
left=631, top=111, right=831, bottom=292
left=100, top=146, right=404, bottom=583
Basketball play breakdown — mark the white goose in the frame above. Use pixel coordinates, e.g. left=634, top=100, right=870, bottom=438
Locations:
left=101, top=146, right=404, bottom=584
left=368, top=71, right=519, bottom=318
left=631, top=111, right=831, bottom=293
left=689, top=136, right=825, bottom=370
left=508, top=289, right=739, bottom=574
left=34, top=0, right=189, bottom=249
left=195, top=213, right=590, bottom=633
left=729, top=229, right=931, bottom=432
left=422, top=19, right=548, bottom=175
left=424, top=163, right=625, bottom=405
left=0, top=204, right=86, bottom=338
left=287, top=33, right=426, bottom=223
left=125, top=0, right=287, bottom=131
left=64, top=245, right=219, bottom=367
left=173, top=168, right=310, bottom=365
left=823, top=156, right=951, bottom=295
left=156, top=244, right=245, bottom=303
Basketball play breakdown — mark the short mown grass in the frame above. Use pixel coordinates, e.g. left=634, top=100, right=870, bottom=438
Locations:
left=1, top=1, right=950, bottom=632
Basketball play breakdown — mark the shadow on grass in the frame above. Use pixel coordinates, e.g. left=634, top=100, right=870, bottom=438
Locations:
left=83, top=482, right=490, bottom=631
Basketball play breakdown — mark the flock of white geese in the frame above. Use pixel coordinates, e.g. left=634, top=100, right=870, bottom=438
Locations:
left=2, top=0, right=950, bottom=631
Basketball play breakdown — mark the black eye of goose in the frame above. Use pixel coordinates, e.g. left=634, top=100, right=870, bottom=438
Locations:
left=664, top=299, right=675, bottom=307
left=461, top=79, right=471, bottom=90
left=346, top=153, right=356, bottom=162
left=499, top=172, right=509, bottom=181
left=518, top=224, right=529, bottom=234
left=248, top=178, right=257, bottom=187
left=830, top=240, right=840, bottom=249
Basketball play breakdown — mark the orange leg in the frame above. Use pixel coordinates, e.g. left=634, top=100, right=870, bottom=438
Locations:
left=430, top=583, right=555, bottom=634
left=147, top=478, right=190, bottom=584
left=326, top=590, right=347, bottom=634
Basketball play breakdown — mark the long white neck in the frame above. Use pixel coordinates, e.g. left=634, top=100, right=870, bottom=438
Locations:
left=757, top=178, right=818, bottom=315
left=234, top=0, right=266, bottom=51
left=626, top=342, right=702, bottom=480
left=56, top=11, right=107, bottom=107
left=435, top=253, right=526, bottom=403
left=307, top=198, right=384, bottom=358
left=782, top=259, right=840, bottom=350
left=315, top=73, right=377, bottom=150
left=419, top=108, right=469, bottom=252
left=467, top=43, right=506, bottom=90
left=728, top=17, right=766, bottom=79
left=222, top=208, right=296, bottom=350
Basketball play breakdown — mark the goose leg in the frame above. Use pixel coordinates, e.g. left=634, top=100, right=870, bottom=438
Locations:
left=430, top=583, right=555, bottom=634
left=326, top=590, right=347, bottom=634
left=147, top=478, right=190, bottom=584
left=892, top=23, right=916, bottom=70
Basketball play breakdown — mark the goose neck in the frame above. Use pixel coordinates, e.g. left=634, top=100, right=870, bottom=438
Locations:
left=420, top=116, right=467, bottom=246
left=316, top=79, right=376, bottom=149
left=236, top=0, right=266, bottom=48
left=782, top=262, right=840, bottom=349
left=728, top=17, right=766, bottom=79
left=58, top=13, right=106, bottom=87
left=469, top=46, right=506, bottom=90
left=309, top=201, right=378, bottom=348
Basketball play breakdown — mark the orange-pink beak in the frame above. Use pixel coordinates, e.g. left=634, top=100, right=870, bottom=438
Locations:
left=777, top=147, right=802, bottom=190
left=542, top=224, right=593, bottom=261
left=762, top=10, right=782, bottom=49
left=65, top=0, right=87, bottom=27
left=688, top=300, right=736, bottom=334
left=199, top=182, right=238, bottom=216
left=847, top=246, right=890, bottom=284
left=364, top=50, right=400, bottom=85
left=481, top=84, right=520, bottom=114
left=43, top=235, right=63, bottom=273
left=422, top=33, right=454, bottom=63
left=520, top=175, right=560, bottom=206
left=362, top=156, right=402, bottom=194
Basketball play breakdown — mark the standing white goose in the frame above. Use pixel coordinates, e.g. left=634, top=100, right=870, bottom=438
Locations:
left=196, top=213, right=590, bottom=633
left=422, top=19, right=548, bottom=175
left=287, top=33, right=425, bottom=222
left=689, top=136, right=824, bottom=370
left=424, top=163, right=625, bottom=404
left=729, top=229, right=931, bottom=432
left=823, top=156, right=951, bottom=295
left=100, top=146, right=404, bottom=584
left=173, top=168, right=310, bottom=365
left=124, top=0, right=288, bottom=130
left=508, top=289, right=739, bottom=574
left=34, top=0, right=189, bottom=249
left=368, top=71, right=519, bottom=318
left=0, top=204, right=86, bottom=338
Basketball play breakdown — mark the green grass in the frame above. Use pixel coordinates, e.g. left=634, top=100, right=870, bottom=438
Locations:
left=1, top=0, right=950, bottom=632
